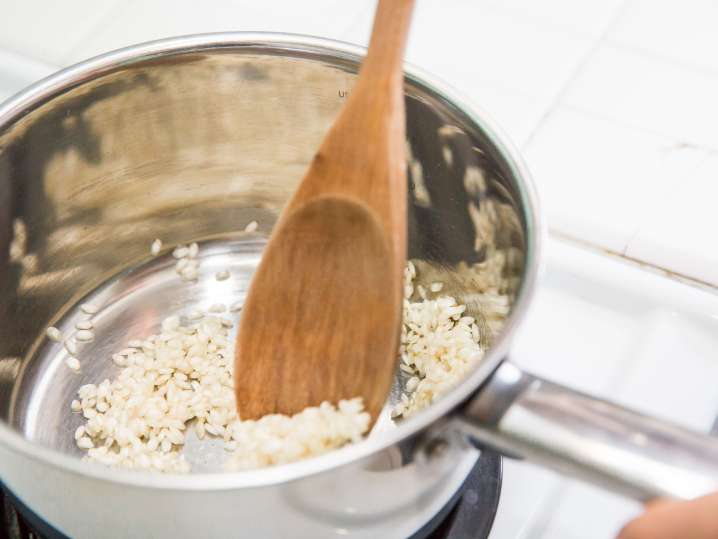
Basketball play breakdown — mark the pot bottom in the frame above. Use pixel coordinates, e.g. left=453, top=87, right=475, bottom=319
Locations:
left=1, top=450, right=501, bottom=539
left=12, top=234, right=411, bottom=462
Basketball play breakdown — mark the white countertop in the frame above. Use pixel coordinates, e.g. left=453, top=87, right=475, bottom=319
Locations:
left=2, top=1, right=718, bottom=538
left=493, top=237, right=718, bottom=539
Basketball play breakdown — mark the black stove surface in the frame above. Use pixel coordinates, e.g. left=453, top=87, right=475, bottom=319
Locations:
left=0, top=451, right=501, bottom=539
left=419, top=450, right=502, bottom=539
left=1, top=487, right=68, bottom=539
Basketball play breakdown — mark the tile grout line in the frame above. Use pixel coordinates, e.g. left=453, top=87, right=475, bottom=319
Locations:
left=605, top=38, right=718, bottom=80
left=520, top=0, right=633, bottom=152
left=488, top=4, right=718, bottom=80
left=487, top=2, right=616, bottom=42
left=620, top=148, right=713, bottom=256
left=549, top=230, right=718, bottom=295
left=558, top=102, right=718, bottom=154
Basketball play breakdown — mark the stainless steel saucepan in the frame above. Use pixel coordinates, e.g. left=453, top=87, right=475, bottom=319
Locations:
left=0, top=33, right=717, bottom=538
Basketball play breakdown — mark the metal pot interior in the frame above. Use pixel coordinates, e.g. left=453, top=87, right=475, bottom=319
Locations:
left=0, top=35, right=530, bottom=473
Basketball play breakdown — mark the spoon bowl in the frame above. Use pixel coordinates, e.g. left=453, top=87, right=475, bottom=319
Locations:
left=234, top=0, right=416, bottom=422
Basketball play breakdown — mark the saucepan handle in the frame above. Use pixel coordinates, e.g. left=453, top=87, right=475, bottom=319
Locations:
left=452, top=361, right=718, bottom=501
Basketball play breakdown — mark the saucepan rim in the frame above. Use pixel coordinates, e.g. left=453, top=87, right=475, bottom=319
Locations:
left=0, top=31, right=544, bottom=491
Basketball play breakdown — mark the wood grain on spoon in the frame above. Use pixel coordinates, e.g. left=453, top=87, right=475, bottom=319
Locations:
left=234, top=0, right=415, bottom=423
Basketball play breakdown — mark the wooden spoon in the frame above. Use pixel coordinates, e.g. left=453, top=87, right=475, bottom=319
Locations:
left=234, top=0, right=415, bottom=423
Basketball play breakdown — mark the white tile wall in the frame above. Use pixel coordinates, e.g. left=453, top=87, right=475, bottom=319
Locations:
left=348, top=3, right=595, bottom=100
left=491, top=0, right=627, bottom=37
left=0, top=49, right=56, bottom=102
left=0, top=0, right=121, bottom=65
left=626, top=153, right=718, bottom=287
left=563, top=44, right=718, bottom=149
left=468, top=87, right=546, bottom=149
left=343, top=1, right=593, bottom=147
left=523, top=108, right=706, bottom=252
left=62, top=0, right=374, bottom=64
left=609, top=0, right=718, bottom=72
left=3, top=0, right=718, bottom=292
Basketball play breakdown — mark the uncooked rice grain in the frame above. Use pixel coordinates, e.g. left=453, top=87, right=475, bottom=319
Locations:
left=66, top=357, right=80, bottom=371
left=112, top=353, right=125, bottom=366
left=226, top=398, right=369, bottom=471
left=393, top=254, right=510, bottom=418
left=161, top=315, right=180, bottom=331
left=175, top=258, right=189, bottom=272
left=175, top=254, right=200, bottom=282
left=208, top=303, right=226, bottom=313
left=75, top=330, right=94, bottom=342
left=64, top=339, right=78, bottom=355
left=181, top=268, right=199, bottom=281
left=215, top=270, right=230, bottom=281
left=173, top=246, right=189, bottom=259
left=71, top=312, right=369, bottom=473
left=77, top=437, right=93, bottom=449
left=151, top=239, right=162, bottom=256
left=46, top=326, right=62, bottom=342
left=80, top=303, right=99, bottom=315
left=68, top=248, right=510, bottom=472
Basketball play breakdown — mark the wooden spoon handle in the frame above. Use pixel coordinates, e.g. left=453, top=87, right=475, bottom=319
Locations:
left=281, top=0, right=415, bottom=222
left=362, top=0, right=416, bottom=85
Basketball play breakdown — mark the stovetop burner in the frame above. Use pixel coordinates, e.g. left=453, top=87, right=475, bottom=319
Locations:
left=1, top=487, right=68, bottom=539
left=0, top=451, right=501, bottom=539
left=420, top=450, right=502, bottom=539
